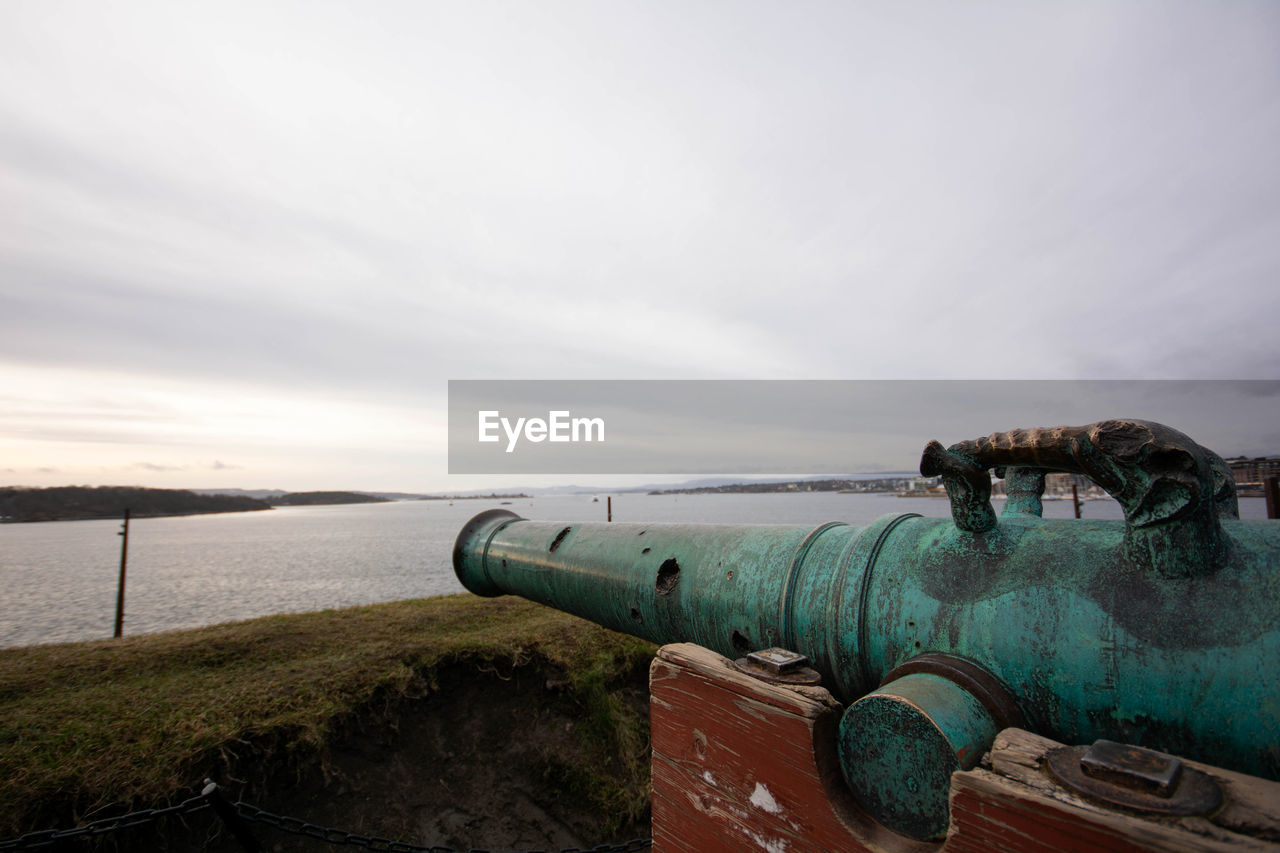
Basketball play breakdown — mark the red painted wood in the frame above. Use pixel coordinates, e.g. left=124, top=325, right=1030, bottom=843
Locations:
left=649, top=644, right=927, bottom=853
left=649, top=644, right=1277, bottom=852
left=947, top=782, right=1160, bottom=853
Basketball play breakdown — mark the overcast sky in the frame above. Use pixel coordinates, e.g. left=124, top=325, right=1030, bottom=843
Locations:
left=2, top=1, right=1278, bottom=492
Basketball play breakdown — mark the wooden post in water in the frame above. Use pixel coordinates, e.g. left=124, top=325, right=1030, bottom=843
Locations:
left=1072, top=484, right=1081, bottom=519
left=114, top=508, right=130, bottom=638
left=607, top=495, right=612, bottom=522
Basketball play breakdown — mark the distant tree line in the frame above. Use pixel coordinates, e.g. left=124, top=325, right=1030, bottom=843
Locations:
left=269, top=491, right=390, bottom=506
left=0, top=486, right=271, bottom=523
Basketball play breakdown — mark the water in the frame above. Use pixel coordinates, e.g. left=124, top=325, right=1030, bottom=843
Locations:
left=0, top=493, right=1268, bottom=648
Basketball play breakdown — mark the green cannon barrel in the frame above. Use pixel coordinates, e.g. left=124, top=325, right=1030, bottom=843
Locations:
left=451, top=420, right=1280, bottom=839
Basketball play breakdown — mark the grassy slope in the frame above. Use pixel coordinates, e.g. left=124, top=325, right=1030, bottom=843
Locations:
left=0, top=596, right=656, bottom=836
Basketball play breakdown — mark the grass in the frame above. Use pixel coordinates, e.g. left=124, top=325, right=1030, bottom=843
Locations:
left=0, top=595, right=657, bottom=838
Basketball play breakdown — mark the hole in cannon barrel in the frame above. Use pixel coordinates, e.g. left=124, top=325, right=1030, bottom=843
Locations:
left=731, top=630, right=752, bottom=656
left=655, top=558, right=681, bottom=595
left=548, top=526, right=572, bottom=553
left=630, top=607, right=643, bottom=624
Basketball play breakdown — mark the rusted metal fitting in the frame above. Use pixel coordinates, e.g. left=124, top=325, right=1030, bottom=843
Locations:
left=1045, top=739, right=1223, bottom=816
left=733, top=647, right=823, bottom=686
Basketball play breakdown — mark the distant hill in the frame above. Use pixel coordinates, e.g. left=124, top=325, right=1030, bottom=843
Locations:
left=270, top=491, right=392, bottom=506
left=195, top=488, right=425, bottom=501
left=0, top=486, right=271, bottom=523
left=647, top=475, right=931, bottom=495
left=190, top=488, right=289, bottom=500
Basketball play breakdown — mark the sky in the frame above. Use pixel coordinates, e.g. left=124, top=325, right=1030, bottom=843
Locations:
left=1, top=1, right=1278, bottom=493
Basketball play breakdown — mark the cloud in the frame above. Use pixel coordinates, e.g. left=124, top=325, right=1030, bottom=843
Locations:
left=0, top=2, right=1277, bottom=489
left=210, top=460, right=242, bottom=470
left=130, top=462, right=187, bottom=472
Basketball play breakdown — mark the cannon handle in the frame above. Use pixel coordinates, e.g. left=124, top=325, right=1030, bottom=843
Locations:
left=919, top=419, right=1236, bottom=578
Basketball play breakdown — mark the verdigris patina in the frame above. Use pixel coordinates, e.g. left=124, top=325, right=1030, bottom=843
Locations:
left=452, top=419, right=1278, bottom=840
left=920, top=418, right=1236, bottom=578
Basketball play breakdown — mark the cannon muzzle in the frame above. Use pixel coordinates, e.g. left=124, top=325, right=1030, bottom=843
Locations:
left=452, top=419, right=1280, bottom=840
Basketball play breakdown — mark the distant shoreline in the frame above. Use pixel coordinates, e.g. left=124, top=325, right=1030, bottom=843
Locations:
left=0, top=506, right=273, bottom=524
left=419, top=493, right=531, bottom=501
left=0, top=486, right=390, bottom=524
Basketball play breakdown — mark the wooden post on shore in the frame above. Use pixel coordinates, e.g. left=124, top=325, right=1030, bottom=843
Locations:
left=607, top=496, right=612, bottom=522
left=114, top=508, right=130, bottom=639
left=1266, top=476, right=1279, bottom=520
left=1072, top=484, right=1081, bottom=519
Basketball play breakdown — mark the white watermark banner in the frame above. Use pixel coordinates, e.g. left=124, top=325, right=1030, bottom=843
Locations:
left=447, top=380, right=1280, bottom=475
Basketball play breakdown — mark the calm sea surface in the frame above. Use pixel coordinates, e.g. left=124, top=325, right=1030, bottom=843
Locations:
left=0, top=493, right=1269, bottom=648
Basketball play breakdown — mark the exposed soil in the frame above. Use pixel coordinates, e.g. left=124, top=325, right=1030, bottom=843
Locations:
left=178, top=656, right=652, bottom=852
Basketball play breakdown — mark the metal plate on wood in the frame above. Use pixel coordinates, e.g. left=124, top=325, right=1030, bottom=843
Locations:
left=1080, top=739, right=1182, bottom=796
left=1045, top=744, right=1223, bottom=816
left=734, top=648, right=823, bottom=685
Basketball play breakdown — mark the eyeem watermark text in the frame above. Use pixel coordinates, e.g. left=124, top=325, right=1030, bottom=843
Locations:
left=478, top=410, right=605, bottom=453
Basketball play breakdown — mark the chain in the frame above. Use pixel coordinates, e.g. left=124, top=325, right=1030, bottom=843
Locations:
left=234, top=802, right=650, bottom=853
left=0, top=789, right=649, bottom=853
left=0, top=793, right=210, bottom=850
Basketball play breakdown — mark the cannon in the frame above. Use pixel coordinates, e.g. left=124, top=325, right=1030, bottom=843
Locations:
left=452, top=419, right=1280, bottom=841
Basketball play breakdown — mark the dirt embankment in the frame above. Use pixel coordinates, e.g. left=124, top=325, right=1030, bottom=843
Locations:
left=202, top=656, right=653, bottom=852
left=0, top=597, right=656, bottom=852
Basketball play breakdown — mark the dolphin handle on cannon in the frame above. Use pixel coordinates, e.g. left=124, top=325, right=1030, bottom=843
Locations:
left=452, top=419, right=1280, bottom=842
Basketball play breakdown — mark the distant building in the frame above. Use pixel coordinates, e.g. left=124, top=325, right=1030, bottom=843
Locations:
left=1044, top=472, right=1098, bottom=495
left=988, top=471, right=1101, bottom=498
left=1224, top=456, right=1280, bottom=493
left=905, top=476, right=940, bottom=492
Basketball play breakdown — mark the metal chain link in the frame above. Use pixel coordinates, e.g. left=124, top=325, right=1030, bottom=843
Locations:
left=0, top=790, right=649, bottom=853
left=0, top=793, right=210, bottom=850
left=234, top=802, right=651, bottom=853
